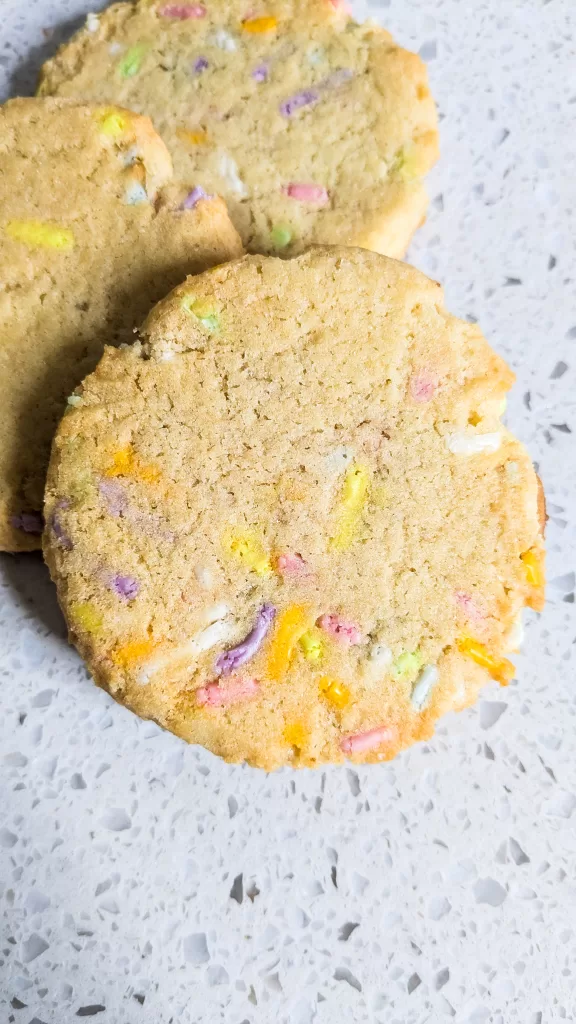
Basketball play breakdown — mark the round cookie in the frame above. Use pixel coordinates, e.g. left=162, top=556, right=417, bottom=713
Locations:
left=44, top=248, right=545, bottom=770
left=39, top=0, right=438, bottom=258
left=0, top=97, right=242, bottom=552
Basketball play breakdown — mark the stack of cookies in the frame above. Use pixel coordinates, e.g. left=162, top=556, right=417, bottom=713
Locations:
left=2, top=0, right=545, bottom=769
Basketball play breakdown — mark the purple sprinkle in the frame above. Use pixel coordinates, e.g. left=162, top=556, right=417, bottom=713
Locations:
left=181, top=185, right=213, bottom=210
left=215, top=603, right=276, bottom=675
left=110, top=574, right=140, bottom=600
left=98, top=478, right=128, bottom=517
left=50, top=499, right=72, bottom=550
left=252, top=63, right=269, bottom=83
left=279, top=89, right=319, bottom=118
left=193, top=55, right=209, bottom=73
left=9, top=510, right=44, bottom=535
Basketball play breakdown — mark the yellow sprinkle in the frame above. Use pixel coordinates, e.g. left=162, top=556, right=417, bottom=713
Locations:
left=181, top=294, right=220, bottom=333
left=177, top=128, right=208, bottom=145
left=105, top=445, right=160, bottom=484
left=394, top=143, right=424, bottom=182
left=96, top=107, right=128, bottom=137
left=319, top=676, right=351, bottom=709
left=113, top=638, right=159, bottom=668
left=284, top=722, right=306, bottom=749
left=69, top=602, right=103, bottom=635
left=521, top=548, right=545, bottom=588
left=223, top=528, right=271, bottom=575
left=242, top=15, right=278, bottom=32
left=6, top=220, right=74, bottom=251
left=268, top=605, right=313, bottom=680
left=330, top=463, right=371, bottom=551
left=457, top=637, right=515, bottom=686
left=299, top=629, right=324, bottom=662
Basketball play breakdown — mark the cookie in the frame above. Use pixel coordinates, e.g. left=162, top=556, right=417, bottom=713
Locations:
left=0, top=97, right=242, bottom=552
left=44, top=248, right=545, bottom=770
left=38, top=0, right=438, bottom=257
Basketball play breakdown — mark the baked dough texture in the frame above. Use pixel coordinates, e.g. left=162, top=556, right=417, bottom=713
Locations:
left=0, top=97, right=242, bottom=551
left=39, top=0, right=439, bottom=257
left=44, top=248, right=545, bottom=769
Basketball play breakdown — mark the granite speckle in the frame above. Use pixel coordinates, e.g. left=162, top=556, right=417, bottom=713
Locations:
left=1, top=0, right=575, bottom=1021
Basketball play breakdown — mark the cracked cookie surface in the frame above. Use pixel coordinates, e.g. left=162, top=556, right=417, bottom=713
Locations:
left=44, top=248, right=545, bottom=769
left=39, top=0, right=438, bottom=256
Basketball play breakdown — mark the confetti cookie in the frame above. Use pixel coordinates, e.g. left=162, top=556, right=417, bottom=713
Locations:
left=38, top=0, right=438, bottom=257
left=0, top=97, right=242, bottom=552
left=44, top=248, right=545, bottom=770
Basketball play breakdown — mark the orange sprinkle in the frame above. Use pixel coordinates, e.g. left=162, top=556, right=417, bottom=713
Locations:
left=106, top=444, right=161, bottom=484
left=457, top=637, right=515, bottom=686
left=521, top=548, right=544, bottom=588
left=113, top=638, right=159, bottom=668
left=284, top=722, right=306, bottom=748
left=242, top=15, right=278, bottom=32
left=267, top=604, right=313, bottom=680
left=319, top=676, right=351, bottom=709
left=177, top=128, right=208, bottom=145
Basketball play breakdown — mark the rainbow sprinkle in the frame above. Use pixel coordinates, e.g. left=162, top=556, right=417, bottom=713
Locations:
left=242, top=15, right=278, bottom=32
left=118, top=44, right=147, bottom=78
left=223, top=529, right=271, bottom=575
left=330, top=463, right=370, bottom=551
left=457, top=637, right=515, bottom=686
left=6, top=220, right=74, bottom=251
left=267, top=605, right=313, bottom=680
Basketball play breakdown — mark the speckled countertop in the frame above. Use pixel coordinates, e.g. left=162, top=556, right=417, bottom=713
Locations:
left=1, top=2, right=575, bottom=1022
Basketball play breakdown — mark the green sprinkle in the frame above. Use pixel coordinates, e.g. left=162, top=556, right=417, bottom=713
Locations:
left=67, top=395, right=83, bottom=408
left=270, top=224, right=292, bottom=249
left=181, top=294, right=220, bottom=333
left=392, top=650, right=423, bottom=680
left=118, top=44, right=147, bottom=78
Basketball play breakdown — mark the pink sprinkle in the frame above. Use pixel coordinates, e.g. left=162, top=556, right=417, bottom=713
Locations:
left=328, top=0, right=352, bottom=9
left=410, top=370, right=438, bottom=403
left=283, top=183, right=329, bottom=205
left=318, top=614, right=363, bottom=647
left=159, top=3, right=206, bottom=17
left=276, top=553, right=311, bottom=578
left=340, top=725, right=396, bottom=755
left=196, top=676, right=259, bottom=707
left=455, top=591, right=485, bottom=623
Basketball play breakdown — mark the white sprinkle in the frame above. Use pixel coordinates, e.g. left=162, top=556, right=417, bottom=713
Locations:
left=136, top=619, right=234, bottom=685
left=86, top=12, right=100, bottom=31
left=218, top=153, right=248, bottom=197
left=363, top=643, right=393, bottom=681
left=446, top=431, right=501, bottom=455
left=411, top=665, right=438, bottom=710
left=307, top=46, right=325, bottom=66
left=122, top=145, right=140, bottom=168
left=506, top=461, right=519, bottom=478
left=195, top=565, right=213, bottom=589
left=158, top=349, right=175, bottom=362
left=125, top=182, right=148, bottom=205
left=109, top=42, right=124, bottom=56
left=67, top=395, right=82, bottom=407
left=209, top=29, right=238, bottom=51
left=201, top=602, right=230, bottom=626
left=324, top=445, right=355, bottom=473
left=497, top=397, right=507, bottom=415
left=505, top=613, right=524, bottom=652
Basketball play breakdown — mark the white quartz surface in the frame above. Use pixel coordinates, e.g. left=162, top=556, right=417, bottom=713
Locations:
left=1, top=1, right=575, bottom=1021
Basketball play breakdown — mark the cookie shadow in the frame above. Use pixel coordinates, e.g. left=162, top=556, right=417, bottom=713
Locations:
left=0, top=551, right=68, bottom=641
left=7, top=13, right=90, bottom=99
